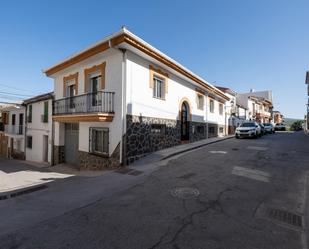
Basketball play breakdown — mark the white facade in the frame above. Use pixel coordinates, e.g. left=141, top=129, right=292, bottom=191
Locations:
left=24, top=95, right=53, bottom=164
left=45, top=28, right=230, bottom=167
left=2, top=105, right=26, bottom=158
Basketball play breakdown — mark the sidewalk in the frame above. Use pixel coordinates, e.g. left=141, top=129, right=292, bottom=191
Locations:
left=131, top=135, right=234, bottom=167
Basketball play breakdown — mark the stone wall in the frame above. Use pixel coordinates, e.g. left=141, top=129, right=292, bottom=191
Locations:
left=79, top=143, right=120, bottom=170
left=125, top=115, right=181, bottom=164
left=190, top=122, right=207, bottom=142
left=53, top=145, right=65, bottom=165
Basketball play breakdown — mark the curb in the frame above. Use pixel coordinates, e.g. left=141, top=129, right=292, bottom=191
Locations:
left=0, top=184, right=48, bottom=201
left=161, top=136, right=234, bottom=161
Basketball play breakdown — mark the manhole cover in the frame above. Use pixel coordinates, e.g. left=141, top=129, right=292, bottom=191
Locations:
left=128, top=170, right=143, bottom=176
left=171, top=187, right=200, bottom=199
left=266, top=207, right=303, bottom=228
left=177, top=173, right=196, bottom=179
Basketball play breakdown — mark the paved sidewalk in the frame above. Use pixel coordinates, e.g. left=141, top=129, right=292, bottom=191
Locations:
left=131, top=135, right=234, bottom=167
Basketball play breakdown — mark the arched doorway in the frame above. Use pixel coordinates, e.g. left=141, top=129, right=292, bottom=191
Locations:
left=180, top=101, right=190, bottom=141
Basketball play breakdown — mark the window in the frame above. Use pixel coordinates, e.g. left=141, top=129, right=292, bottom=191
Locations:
left=2, top=112, right=9, bottom=124
left=197, top=94, right=204, bottom=110
left=42, top=101, right=48, bottom=123
left=153, top=76, right=165, bottom=99
left=209, top=99, right=214, bottom=113
left=27, top=105, right=32, bottom=123
left=27, top=136, right=32, bottom=149
left=219, top=103, right=224, bottom=115
left=219, top=127, right=224, bottom=134
left=90, top=128, right=109, bottom=155
left=12, top=114, right=16, bottom=125
left=90, top=73, right=102, bottom=106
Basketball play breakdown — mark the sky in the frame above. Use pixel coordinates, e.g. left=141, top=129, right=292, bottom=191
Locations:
left=0, top=0, right=308, bottom=119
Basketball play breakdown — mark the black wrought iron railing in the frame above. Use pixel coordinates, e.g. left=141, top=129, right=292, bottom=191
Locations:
left=53, top=91, right=115, bottom=115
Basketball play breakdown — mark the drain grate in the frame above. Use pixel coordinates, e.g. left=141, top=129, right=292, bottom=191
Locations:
left=128, top=170, right=143, bottom=176
left=115, top=168, right=134, bottom=174
left=171, top=187, right=200, bottom=199
left=266, top=207, right=302, bottom=228
left=0, top=185, right=47, bottom=201
left=232, top=148, right=239, bottom=151
left=177, top=173, right=196, bottom=179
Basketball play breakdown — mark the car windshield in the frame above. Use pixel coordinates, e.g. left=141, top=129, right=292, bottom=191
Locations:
left=240, top=123, right=255, bottom=127
left=263, top=123, right=271, bottom=126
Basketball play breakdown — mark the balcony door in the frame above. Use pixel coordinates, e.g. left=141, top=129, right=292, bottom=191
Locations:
left=90, top=74, right=102, bottom=110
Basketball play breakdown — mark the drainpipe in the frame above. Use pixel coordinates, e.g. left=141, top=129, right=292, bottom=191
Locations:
left=206, top=92, right=209, bottom=139
left=119, top=48, right=127, bottom=165
left=24, top=104, right=27, bottom=160
left=51, top=98, right=55, bottom=166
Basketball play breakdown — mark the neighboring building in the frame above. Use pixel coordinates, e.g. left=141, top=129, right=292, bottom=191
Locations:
left=1, top=105, right=26, bottom=159
left=216, top=86, right=248, bottom=134
left=44, top=27, right=230, bottom=169
left=237, top=90, right=273, bottom=123
left=305, top=71, right=309, bottom=131
left=23, top=92, right=54, bottom=164
left=273, top=111, right=283, bottom=124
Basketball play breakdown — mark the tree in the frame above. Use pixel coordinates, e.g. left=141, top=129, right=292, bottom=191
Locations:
left=290, top=120, right=304, bottom=131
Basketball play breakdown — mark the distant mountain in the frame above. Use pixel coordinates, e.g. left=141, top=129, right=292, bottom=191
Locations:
left=284, top=118, right=304, bottom=126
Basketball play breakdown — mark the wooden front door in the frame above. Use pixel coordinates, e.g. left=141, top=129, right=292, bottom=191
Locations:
left=181, top=102, right=189, bottom=141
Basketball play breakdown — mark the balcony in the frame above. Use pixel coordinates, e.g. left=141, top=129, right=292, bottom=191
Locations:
left=4, top=125, right=24, bottom=135
left=53, top=91, right=115, bottom=122
left=256, top=111, right=271, bottom=118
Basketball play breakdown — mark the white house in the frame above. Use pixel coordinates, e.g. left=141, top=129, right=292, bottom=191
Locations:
left=216, top=86, right=248, bottom=134
left=1, top=105, right=26, bottom=159
left=237, top=90, right=273, bottom=123
left=24, top=93, right=53, bottom=164
left=44, top=28, right=229, bottom=169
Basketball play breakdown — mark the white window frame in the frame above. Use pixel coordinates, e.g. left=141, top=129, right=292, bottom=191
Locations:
left=153, top=76, right=165, bottom=99
left=219, top=103, right=224, bottom=115
left=89, top=127, right=109, bottom=156
left=197, top=94, right=204, bottom=110
left=209, top=99, right=215, bottom=113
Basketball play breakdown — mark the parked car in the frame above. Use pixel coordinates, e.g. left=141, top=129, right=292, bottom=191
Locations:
left=258, top=123, right=266, bottom=136
left=263, top=123, right=275, bottom=134
left=235, top=121, right=261, bottom=139
left=275, top=123, right=286, bottom=131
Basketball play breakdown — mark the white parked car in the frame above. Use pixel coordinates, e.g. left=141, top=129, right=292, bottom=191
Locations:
left=263, top=123, right=275, bottom=134
left=235, top=121, right=261, bottom=139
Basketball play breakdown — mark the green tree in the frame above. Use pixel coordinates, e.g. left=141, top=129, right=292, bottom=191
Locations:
left=290, top=120, right=304, bottom=131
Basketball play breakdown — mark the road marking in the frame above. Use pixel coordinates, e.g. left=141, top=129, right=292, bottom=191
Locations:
left=209, top=151, right=227, bottom=154
left=232, top=166, right=271, bottom=183
left=247, top=146, right=268, bottom=151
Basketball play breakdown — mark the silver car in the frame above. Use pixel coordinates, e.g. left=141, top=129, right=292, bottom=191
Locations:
left=263, top=123, right=275, bottom=134
left=235, top=121, right=261, bottom=139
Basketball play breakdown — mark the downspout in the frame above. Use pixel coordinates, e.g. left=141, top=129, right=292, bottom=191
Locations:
left=24, top=104, right=27, bottom=160
left=119, top=48, right=127, bottom=165
left=51, top=97, right=55, bottom=166
left=206, top=92, right=209, bottom=139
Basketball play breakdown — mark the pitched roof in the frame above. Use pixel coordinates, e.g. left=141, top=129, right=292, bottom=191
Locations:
left=23, top=92, right=54, bottom=105
left=44, top=27, right=229, bottom=101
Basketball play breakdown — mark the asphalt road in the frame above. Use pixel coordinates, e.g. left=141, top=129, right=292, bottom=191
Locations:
left=1, top=132, right=309, bottom=249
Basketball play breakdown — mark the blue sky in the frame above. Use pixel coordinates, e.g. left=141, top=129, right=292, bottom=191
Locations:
left=0, top=0, right=308, bottom=118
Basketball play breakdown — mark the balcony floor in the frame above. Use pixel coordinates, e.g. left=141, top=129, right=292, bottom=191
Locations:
left=52, top=113, right=114, bottom=123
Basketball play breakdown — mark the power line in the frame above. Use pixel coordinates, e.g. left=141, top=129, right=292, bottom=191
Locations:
left=0, top=83, right=40, bottom=95
left=0, top=91, right=33, bottom=97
